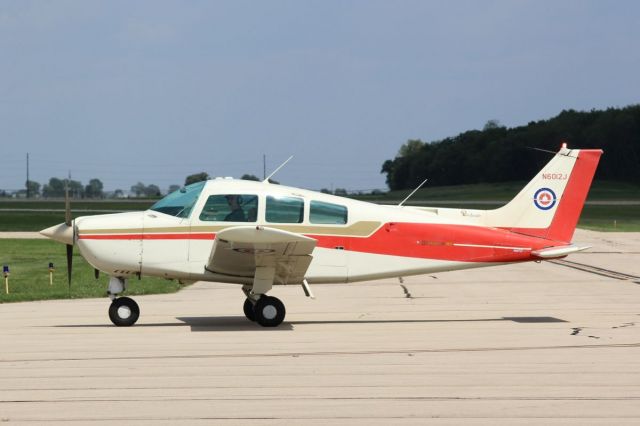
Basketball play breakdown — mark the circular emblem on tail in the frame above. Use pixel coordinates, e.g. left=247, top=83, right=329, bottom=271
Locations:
left=534, top=188, right=557, bottom=210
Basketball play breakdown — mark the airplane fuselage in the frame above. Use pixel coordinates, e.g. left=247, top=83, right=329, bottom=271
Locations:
left=73, top=179, right=559, bottom=286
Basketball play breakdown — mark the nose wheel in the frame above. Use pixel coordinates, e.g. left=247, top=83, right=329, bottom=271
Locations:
left=109, top=297, right=140, bottom=327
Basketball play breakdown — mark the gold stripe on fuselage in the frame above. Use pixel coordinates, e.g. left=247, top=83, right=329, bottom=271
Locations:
left=79, top=221, right=382, bottom=238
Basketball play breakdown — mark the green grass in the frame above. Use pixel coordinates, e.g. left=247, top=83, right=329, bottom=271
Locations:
left=0, top=239, right=183, bottom=303
left=576, top=205, right=640, bottom=232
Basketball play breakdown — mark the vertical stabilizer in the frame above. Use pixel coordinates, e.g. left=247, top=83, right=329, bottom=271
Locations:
left=485, top=147, right=602, bottom=243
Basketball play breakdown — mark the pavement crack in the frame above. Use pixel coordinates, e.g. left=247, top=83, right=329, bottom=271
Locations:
left=400, top=284, right=413, bottom=299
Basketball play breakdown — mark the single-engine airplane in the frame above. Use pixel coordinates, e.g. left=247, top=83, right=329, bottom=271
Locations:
left=41, top=145, right=602, bottom=327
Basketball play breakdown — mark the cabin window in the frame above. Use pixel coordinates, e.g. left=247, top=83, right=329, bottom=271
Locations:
left=150, top=181, right=205, bottom=218
left=199, top=194, right=259, bottom=222
left=266, top=196, right=304, bottom=223
left=310, top=200, right=348, bottom=224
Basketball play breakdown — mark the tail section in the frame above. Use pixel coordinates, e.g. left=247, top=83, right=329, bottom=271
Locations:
left=486, top=146, right=603, bottom=243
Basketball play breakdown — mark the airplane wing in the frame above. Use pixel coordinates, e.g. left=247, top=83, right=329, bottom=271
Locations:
left=205, top=226, right=317, bottom=285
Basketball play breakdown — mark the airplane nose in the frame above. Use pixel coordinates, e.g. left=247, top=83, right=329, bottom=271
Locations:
left=40, top=222, right=74, bottom=245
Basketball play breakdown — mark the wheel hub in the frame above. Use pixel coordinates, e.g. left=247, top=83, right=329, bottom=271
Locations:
left=117, top=305, right=132, bottom=319
left=262, top=305, right=277, bottom=320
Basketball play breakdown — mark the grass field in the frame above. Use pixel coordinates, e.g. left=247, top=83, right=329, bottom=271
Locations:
left=0, top=239, right=183, bottom=303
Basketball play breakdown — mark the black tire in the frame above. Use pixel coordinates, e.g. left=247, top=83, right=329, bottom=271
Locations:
left=109, top=297, right=140, bottom=327
left=254, top=296, right=285, bottom=327
left=243, top=298, right=256, bottom=322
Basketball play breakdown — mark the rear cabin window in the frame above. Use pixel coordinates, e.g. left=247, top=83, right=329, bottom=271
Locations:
left=199, top=194, right=259, bottom=222
left=266, top=196, right=304, bottom=223
left=310, top=200, right=348, bottom=224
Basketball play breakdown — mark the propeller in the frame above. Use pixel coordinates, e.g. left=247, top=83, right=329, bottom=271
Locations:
left=65, top=181, right=73, bottom=295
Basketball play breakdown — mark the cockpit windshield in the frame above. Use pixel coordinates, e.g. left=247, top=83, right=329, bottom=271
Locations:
left=150, top=181, right=205, bottom=218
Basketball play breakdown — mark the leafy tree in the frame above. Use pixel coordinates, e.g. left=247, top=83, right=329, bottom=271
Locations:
left=334, top=188, right=348, bottom=196
left=25, top=180, right=40, bottom=197
left=483, top=119, right=502, bottom=130
left=380, top=105, right=640, bottom=189
left=42, top=177, right=65, bottom=197
left=67, top=180, right=84, bottom=198
left=85, top=179, right=104, bottom=199
left=130, top=182, right=146, bottom=197
left=320, top=188, right=331, bottom=194
left=144, top=184, right=161, bottom=197
left=241, top=174, right=260, bottom=181
left=168, top=184, right=181, bottom=194
left=185, top=172, right=209, bottom=186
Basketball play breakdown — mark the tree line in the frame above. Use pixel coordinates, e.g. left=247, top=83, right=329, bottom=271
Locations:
left=13, top=172, right=267, bottom=199
left=381, top=105, right=640, bottom=190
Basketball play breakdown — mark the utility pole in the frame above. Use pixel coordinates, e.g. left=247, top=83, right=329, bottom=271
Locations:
left=26, top=153, right=30, bottom=199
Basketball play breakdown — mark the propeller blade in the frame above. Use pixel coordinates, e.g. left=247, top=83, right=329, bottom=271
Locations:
left=94, top=268, right=99, bottom=279
left=64, top=175, right=73, bottom=295
left=66, top=243, right=73, bottom=295
left=65, top=181, right=71, bottom=227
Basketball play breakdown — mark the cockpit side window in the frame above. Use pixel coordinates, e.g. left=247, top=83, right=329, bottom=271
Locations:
left=266, top=196, right=304, bottom=223
left=310, top=200, right=348, bottom=224
left=199, top=194, right=259, bottom=222
left=149, top=181, right=205, bottom=218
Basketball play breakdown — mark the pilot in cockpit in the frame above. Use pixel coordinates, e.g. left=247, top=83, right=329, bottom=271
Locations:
left=224, top=195, right=246, bottom=222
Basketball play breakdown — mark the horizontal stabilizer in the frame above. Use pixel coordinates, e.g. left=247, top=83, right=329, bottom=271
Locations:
left=532, top=244, right=591, bottom=259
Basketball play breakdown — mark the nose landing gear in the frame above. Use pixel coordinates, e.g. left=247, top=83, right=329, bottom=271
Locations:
left=108, top=296, right=140, bottom=327
left=107, top=276, right=140, bottom=327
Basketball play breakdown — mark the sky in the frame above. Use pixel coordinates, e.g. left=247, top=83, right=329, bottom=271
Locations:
left=1, top=0, right=639, bottom=193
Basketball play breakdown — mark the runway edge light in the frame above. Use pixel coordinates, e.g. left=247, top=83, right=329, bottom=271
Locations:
left=3, top=265, right=9, bottom=294
left=49, top=262, right=55, bottom=285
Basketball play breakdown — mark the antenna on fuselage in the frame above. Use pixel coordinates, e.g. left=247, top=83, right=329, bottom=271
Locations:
left=398, top=178, right=429, bottom=207
left=263, top=155, right=293, bottom=183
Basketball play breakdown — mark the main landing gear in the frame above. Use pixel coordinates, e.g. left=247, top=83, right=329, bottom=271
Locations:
left=243, top=295, right=286, bottom=327
left=107, top=276, right=140, bottom=327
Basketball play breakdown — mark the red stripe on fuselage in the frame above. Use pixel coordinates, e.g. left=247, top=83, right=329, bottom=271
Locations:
left=311, top=223, right=550, bottom=262
left=80, top=222, right=555, bottom=263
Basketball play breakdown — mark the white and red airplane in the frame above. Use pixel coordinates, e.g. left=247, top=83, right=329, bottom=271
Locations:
left=41, top=145, right=602, bottom=327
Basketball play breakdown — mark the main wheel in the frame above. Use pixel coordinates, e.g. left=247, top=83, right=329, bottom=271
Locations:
left=254, top=296, right=285, bottom=327
left=243, top=298, right=256, bottom=322
left=109, top=297, right=140, bottom=327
